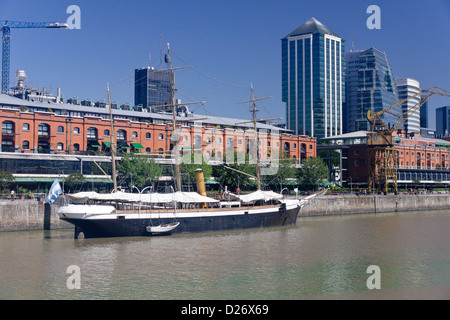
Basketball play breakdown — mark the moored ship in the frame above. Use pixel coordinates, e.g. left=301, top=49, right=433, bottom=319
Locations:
left=54, top=43, right=320, bottom=238
left=57, top=186, right=319, bottom=238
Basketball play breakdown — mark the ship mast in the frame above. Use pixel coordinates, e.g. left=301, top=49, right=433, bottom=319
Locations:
left=167, top=44, right=183, bottom=192
left=152, top=43, right=204, bottom=192
left=237, top=84, right=272, bottom=191
left=107, top=83, right=117, bottom=192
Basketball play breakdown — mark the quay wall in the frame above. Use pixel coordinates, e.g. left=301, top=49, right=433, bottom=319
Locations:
left=301, top=194, right=450, bottom=216
left=0, top=194, right=449, bottom=232
left=0, top=200, right=71, bottom=232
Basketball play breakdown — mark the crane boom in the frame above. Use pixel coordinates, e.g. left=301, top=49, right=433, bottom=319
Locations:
left=366, top=87, right=450, bottom=195
left=1, top=20, right=67, bottom=94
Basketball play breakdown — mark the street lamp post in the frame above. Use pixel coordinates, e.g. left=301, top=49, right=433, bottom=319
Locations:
left=132, top=185, right=153, bottom=214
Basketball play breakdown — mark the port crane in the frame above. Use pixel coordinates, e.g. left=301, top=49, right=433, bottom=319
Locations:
left=366, top=87, right=450, bottom=195
left=1, top=20, right=68, bottom=94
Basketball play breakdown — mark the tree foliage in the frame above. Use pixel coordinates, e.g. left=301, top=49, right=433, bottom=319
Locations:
left=117, top=153, right=163, bottom=189
left=213, top=152, right=256, bottom=191
left=180, top=152, right=212, bottom=186
left=65, top=172, right=85, bottom=192
left=0, top=171, right=13, bottom=192
left=261, top=153, right=298, bottom=190
left=297, top=157, right=328, bottom=189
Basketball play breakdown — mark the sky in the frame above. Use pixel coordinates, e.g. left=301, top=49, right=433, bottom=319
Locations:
left=2, top=0, right=450, bottom=129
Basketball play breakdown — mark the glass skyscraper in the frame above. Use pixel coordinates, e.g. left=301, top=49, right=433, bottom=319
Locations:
left=282, top=17, right=345, bottom=138
left=135, top=67, right=171, bottom=111
left=436, top=106, right=450, bottom=136
left=345, top=48, right=400, bottom=132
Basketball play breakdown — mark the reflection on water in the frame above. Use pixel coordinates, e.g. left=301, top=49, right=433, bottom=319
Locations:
left=0, top=209, right=449, bottom=299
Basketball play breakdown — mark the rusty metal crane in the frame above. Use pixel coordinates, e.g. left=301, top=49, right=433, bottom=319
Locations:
left=366, top=87, right=450, bottom=194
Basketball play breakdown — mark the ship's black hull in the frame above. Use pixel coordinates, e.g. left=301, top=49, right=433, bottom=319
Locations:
left=62, top=205, right=301, bottom=239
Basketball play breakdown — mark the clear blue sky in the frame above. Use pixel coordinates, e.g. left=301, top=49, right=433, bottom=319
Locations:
left=2, top=0, right=450, bottom=129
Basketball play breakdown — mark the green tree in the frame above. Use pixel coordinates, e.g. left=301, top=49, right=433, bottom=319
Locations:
left=180, top=152, right=212, bottom=188
left=118, top=152, right=163, bottom=190
left=213, top=152, right=256, bottom=191
left=297, top=157, right=328, bottom=190
left=65, top=172, right=85, bottom=192
left=0, top=171, right=13, bottom=193
left=263, top=153, right=298, bottom=191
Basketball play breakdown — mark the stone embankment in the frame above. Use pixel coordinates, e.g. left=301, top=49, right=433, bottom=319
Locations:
left=0, top=199, right=71, bottom=232
left=0, top=194, right=449, bottom=232
left=301, top=193, right=450, bottom=216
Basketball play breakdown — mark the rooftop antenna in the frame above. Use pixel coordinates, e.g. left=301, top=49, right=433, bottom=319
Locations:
left=148, top=40, right=152, bottom=67
left=352, top=31, right=354, bottom=51
left=159, top=33, right=163, bottom=68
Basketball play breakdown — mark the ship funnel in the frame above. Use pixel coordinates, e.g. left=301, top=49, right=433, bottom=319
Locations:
left=195, top=169, right=207, bottom=197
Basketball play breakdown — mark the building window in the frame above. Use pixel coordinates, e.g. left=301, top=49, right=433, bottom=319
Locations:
left=57, top=126, right=64, bottom=133
left=73, top=127, right=80, bottom=135
left=1, top=139, right=14, bottom=152
left=73, top=143, right=80, bottom=152
left=37, top=140, right=50, bottom=153
left=2, top=121, right=14, bottom=134
left=87, top=127, right=97, bottom=139
left=22, top=123, right=30, bottom=131
left=104, top=129, right=110, bottom=137
left=146, top=147, right=151, bottom=153
left=132, top=131, right=138, bottom=138
left=158, top=133, right=164, bottom=140
left=217, top=137, right=222, bottom=144
left=145, top=132, right=151, bottom=139
left=117, top=130, right=126, bottom=141
left=194, top=135, right=202, bottom=149
left=38, top=123, right=50, bottom=136
left=22, top=140, right=29, bottom=149
left=57, top=143, right=64, bottom=151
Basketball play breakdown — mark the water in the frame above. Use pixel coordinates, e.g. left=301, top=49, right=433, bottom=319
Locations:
left=1, top=209, right=449, bottom=300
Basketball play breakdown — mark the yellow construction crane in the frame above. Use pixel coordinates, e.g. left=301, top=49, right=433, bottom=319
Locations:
left=366, top=87, right=450, bottom=194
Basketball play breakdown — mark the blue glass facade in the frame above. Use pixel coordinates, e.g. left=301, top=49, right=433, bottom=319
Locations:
left=345, top=48, right=400, bottom=132
left=436, top=106, right=450, bottom=136
left=135, top=67, right=171, bottom=111
left=282, top=18, right=345, bottom=138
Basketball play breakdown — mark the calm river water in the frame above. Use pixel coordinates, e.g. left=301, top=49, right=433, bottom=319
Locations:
left=0, top=209, right=449, bottom=300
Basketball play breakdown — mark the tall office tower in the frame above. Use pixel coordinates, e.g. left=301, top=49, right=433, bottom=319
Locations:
left=344, top=50, right=361, bottom=133
left=345, top=48, right=399, bottom=132
left=135, top=66, right=171, bottom=111
left=420, top=94, right=428, bottom=129
left=282, top=17, right=345, bottom=138
left=396, top=78, right=421, bottom=134
left=436, top=106, right=450, bottom=136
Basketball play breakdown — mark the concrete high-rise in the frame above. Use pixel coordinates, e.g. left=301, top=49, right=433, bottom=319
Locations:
left=344, top=48, right=399, bottom=132
left=396, top=78, right=421, bottom=134
left=282, top=17, right=345, bottom=138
